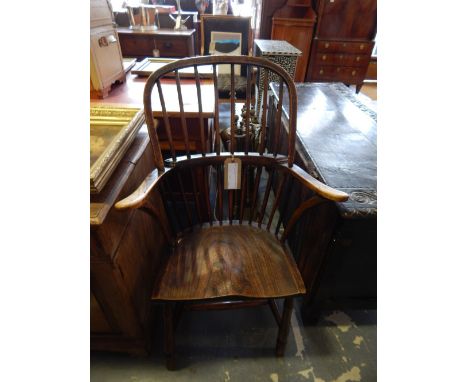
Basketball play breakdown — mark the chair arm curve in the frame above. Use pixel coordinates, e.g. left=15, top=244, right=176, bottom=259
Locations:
left=285, top=164, right=349, bottom=202
left=114, top=167, right=169, bottom=210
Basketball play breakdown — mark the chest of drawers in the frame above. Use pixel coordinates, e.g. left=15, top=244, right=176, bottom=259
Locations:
left=306, top=0, right=377, bottom=93
left=309, top=39, right=374, bottom=86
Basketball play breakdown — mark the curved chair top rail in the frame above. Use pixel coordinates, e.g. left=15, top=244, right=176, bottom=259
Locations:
left=142, top=55, right=298, bottom=170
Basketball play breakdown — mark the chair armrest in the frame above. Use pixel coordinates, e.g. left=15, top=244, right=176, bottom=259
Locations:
left=286, top=164, right=349, bottom=202
left=114, top=168, right=167, bottom=210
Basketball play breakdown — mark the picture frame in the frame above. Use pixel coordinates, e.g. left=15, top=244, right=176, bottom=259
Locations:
left=131, top=57, right=213, bottom=77
left=90, top=105, right=145, bottom=194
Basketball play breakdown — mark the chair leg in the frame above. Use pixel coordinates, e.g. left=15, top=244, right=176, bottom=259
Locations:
left=275, top=297, right=294, bottom=357
left=163, top=303, right=176, bottom=370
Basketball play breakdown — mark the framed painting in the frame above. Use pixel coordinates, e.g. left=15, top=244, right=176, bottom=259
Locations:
left=90, top=105, right=145, bottom=194
left=209, top=31, right=242, bottom=74
left=131, top=57, right=213, bottom=77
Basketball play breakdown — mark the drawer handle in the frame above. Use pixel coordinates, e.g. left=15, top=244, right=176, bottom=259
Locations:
left=340, top=55, right=343, bottom=60
left=322, top=55, right=327, bottom=60
left=356, top=56, right=360, bottom=62
left=319, top=69, right=324, bottom=75
left=337, top=68, right=341, bottom=72
left=342, top=43, right=347, bottom=47
left=164, top=42, right=173, bottom=48
left=98, top=35, right=116, bottom=47
left=325, top=43, right=329, bottom=48
left=360, top=44, right=365, bottom=50
left=352, top=70, right=356, bottom=76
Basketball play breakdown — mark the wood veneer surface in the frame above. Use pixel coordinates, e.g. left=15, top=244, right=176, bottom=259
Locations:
left=153, top=224, right=306, bottom=301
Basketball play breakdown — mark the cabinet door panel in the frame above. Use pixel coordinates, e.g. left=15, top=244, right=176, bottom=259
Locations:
left=91, top=28, right=124, bottom=88
left=317, top=0, right=377, bottom=39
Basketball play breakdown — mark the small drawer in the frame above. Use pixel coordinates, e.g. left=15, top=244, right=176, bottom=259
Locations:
left=315, top=53, right=370, bottom=67
left=316, top=40, right=374, bottom=55
left=155, top=38, right=189, bottom=57
left=118, top=35, right=154, bottom=56
left=312, top=66, right=367, bottom=82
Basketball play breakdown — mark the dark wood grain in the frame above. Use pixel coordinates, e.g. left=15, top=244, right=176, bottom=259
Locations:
left=152, top=225, right=305, bottom=300
left=91, top=133, right=167, bottom=356
left=117, top=28, right=195, bottom=59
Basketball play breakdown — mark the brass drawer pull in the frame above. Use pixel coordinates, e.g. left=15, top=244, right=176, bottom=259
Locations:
left=337, top=68, right=341, bottom=72
left=360, top=44, right=365, bottom=50
left=319, top=69, right=324, bottom=75
left=352, top=70, right=356, bottom=76
left=356, top=56, right=360, bottom=62
left=322, top=55, right=327, bottom=60
left=325, top=43, right=329, bottom=48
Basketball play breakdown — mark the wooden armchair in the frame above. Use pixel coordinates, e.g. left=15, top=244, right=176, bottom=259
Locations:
left=115, top=55, right=348, bottom=369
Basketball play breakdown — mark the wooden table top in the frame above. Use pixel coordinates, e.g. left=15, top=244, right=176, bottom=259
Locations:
left=271, top=82, right=377, bottom=218
left=91, top=71, right=215, bottom=117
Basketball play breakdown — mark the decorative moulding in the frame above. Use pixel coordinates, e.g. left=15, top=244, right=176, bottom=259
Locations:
left=90, top=104, right=145, bottom=194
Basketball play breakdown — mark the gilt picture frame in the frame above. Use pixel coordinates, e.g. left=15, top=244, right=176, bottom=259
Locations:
left=90, top=105, right=145, bottom=194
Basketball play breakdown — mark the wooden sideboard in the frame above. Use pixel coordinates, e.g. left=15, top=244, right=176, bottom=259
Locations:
left=306, top=0, right=377, bottom=93
left=268, top=82, right=377, bottom=315
left=91, top=128, right=168, bottom=355
left=117, top=28, right=195, bottom=59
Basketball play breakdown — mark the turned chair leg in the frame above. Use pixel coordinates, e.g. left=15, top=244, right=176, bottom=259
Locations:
left=275, top=297, right=294, bottom=357
left=163, top=303, right=176, bottom=370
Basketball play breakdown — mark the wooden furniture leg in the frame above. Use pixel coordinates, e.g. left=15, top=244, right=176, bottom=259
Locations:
left=275, top=297, right=294, bottom=357
left=356, top=84, right=363, bottom=93
left=163, top=303, right=176, bottom=370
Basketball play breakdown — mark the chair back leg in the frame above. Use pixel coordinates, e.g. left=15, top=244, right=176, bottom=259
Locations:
left=163, top=303, right=176, bottom=370
left=275, top=297, right=294, bottom=357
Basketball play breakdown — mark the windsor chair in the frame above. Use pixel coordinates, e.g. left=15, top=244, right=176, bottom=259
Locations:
left=115, top=55, right=348, bottom=369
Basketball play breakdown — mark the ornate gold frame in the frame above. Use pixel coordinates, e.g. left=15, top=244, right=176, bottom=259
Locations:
left=90, top=104, right=145, bottom=194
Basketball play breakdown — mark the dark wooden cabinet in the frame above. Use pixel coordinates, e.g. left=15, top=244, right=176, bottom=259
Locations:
left=270, top=1, right=317, bottom=82
left=91, top=129, right=168, bottom=355
left=306, top=0, right=377, bottom=92
left=117, top=28, right=195, bottom=59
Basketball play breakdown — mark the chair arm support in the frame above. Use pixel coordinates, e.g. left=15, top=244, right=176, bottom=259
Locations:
left=114, top=167, right=169, bottom=210
left=285, top=164, right=349, bottom=202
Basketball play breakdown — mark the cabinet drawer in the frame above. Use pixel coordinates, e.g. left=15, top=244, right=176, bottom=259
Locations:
left=314, top=53, right=370, bottom=67
left=155, top=37, right=190, bottom=57
left=311, top=66, right=367, bottom=82
left=119, top=35, right=155, bottom=57
left=316, top=40, right=374, bottom=54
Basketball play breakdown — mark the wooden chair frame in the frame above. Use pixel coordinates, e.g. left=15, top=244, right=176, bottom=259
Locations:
left=115, top=55, right=348, bottom=369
